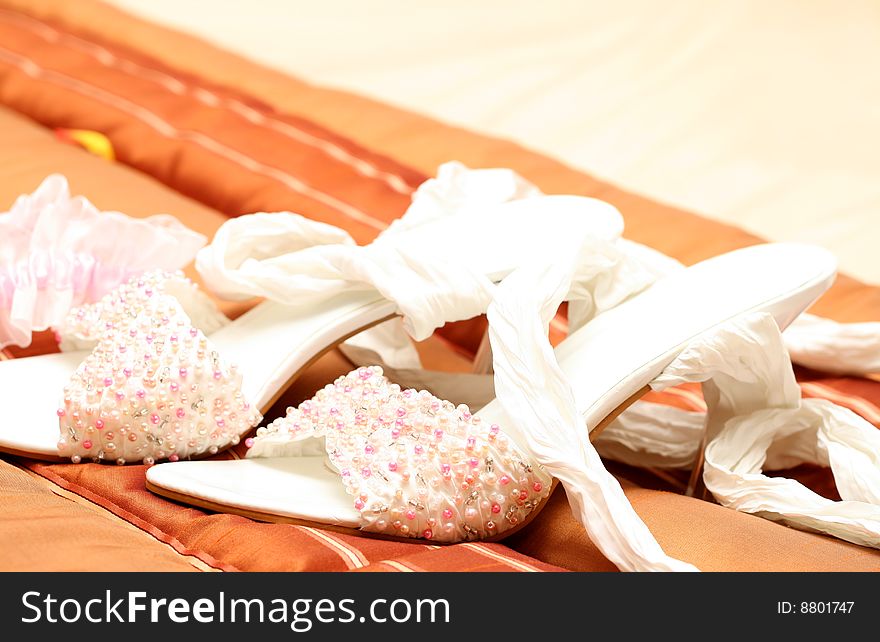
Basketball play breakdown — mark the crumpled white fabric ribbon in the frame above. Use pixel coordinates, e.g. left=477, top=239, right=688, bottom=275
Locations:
left=196, top=161, right=543, bottom=350
left=196, top=161, right=663, bottom=363
left=645, top=312, right=880, bottom=548
left=784, top=313, right=880, bottom=376
left=486, top=239, right=697, bottom=571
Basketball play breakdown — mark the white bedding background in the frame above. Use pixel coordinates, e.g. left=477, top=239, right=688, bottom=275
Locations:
left=110, top=0, right=880, bottom=284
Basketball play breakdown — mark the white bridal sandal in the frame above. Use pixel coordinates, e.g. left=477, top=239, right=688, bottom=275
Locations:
left=0, top=165, right=625, bottom=463
left=146, top=240, right=836, bottom=563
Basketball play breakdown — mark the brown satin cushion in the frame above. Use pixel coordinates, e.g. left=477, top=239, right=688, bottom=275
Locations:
left=509, top=481, right=880, bottom=572
left=0, top=458, right=200, bottom=571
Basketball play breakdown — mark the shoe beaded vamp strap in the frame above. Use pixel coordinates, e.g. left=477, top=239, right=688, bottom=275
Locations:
left=55, top=271, right=257, bottom=464
left=247, top=366, right=552, bottom=542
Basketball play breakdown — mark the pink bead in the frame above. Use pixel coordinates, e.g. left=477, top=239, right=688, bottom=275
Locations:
left=422, top=529, right=433, bottom=540
left=405, top=509, right=416, bottom=520
left=115, top=391, right=125, bottom=401
left=169, top=454, right=179, bottom=462
left=213, top=371, right=222, bottom=380
left=56, top=408, right=65, bottom=417
left=434, top=429, right=444, bottom=440
left=354, top=499, right=365, bottom=510
left=490, top=423, right=500, bottom=434
left=82, top=440, right=92, bottom=450
left=95, top=419, right=105, bottom=430
left=499, top=475, right=510, bottom=485
left=361, top=467, right=371, bottom=478
left=396, top=407, right=406, bottom=418
left=103, top=378, right=113, bottom=387
left=491, top=503, right=501, bottom=514
left=244, top=437, right=255, bottom=448
left=150, top=414, right=160, bottom=425
left=442, top=509, right=453, bottom=520
left=176, top=408, right=186, bottom=419
left=123, top=368, right=132, bottom=378
left=533, top=482, right=543, bottom=493
left=136, top=389, right=146, bottom=399
left=466, top=437, right=476, bottom=450
left=468, top=458, right=479, bottom=468
left=178, top=368, right=187, bottom=378
left=364, top=444, right=374, bottom=455
left=391, top=428, right=401, bottom=439
left=388, top=461, right=398, bottom=472
left=414, top=445, right=423, bottom=455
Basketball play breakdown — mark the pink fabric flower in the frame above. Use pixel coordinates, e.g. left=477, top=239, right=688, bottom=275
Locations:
left=0, top=175, right=206, bottom=349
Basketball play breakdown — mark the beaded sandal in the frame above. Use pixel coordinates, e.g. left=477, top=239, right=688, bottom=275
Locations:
left=146, top=243, right=837, bottom=554
left=0, top=165, right=625, bottom=463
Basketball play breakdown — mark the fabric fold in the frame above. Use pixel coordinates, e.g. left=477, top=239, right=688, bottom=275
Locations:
left=649, top=313, right=880, bottom=548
